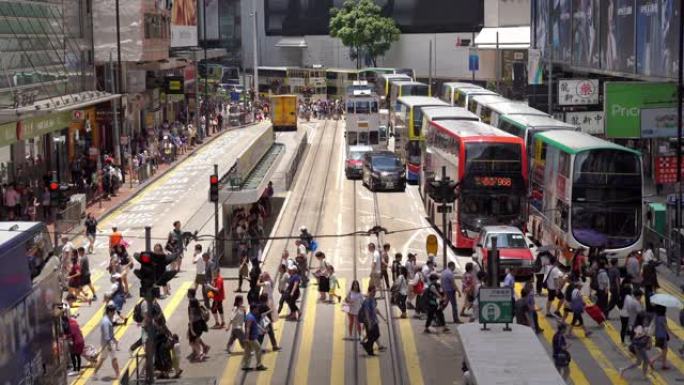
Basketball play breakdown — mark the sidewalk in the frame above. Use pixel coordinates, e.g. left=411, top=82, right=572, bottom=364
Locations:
left=50, top=122, right=257, bottom=242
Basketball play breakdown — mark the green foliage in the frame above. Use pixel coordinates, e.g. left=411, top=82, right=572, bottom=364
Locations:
left=329, top=0, right=401, bottom=67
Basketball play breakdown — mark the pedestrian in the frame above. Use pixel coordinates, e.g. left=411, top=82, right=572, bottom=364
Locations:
left=66, top=251, right=86, bottom=302
left=187, top=288, right=209, bottom=361
left=606, top=258, right=622, bottom=316
left=359, top=285, right=386, bottom=356
left=369, top=243, right=383, bottom=291
left=106, top=274, right=128, bottom=325
left=410, top=268, right=426, bottom=319
left=625, top=252, right=642, bottom=289
left=424, top=273, right=449, bottom=333
left=207, top=268, right=226, bottom=329
left=569, top=248, right=587, bottom=282
left=108, top=225, right=123, bottom=253
left=169, top=334, right=184, bottom=378
left=168, top=220, right=184, bottom=270
left=4, top=183, right=20, bottom=220
left=441, top=261, right=462, bottom=324
left=391, top=253, right=403, bottom=283
left=152, top=243, right=172, bottom=298
left=641, top=259, right=659, bottom=312
left=460, top=262, right=476, bottom=318
left=470, top=272, right=487, bottom=323
left=502, top=268, right=515, bottom=290
left=381, top=243, right=391, bottom=290
left=285, top=266, right=301, bottom=321
left=242, top=305, right=267, bottom=371
left=258, top=271, right=277, bottom=320
left=595, top=261, right=610, bottom=315
left=276, top=264, right=290, bottom=314
left=236, top=251, right=249, bottom=293
left=92, top=304, right=120, bottom=379
left=392, top=267, right=409, bottom=318
left=567, top=281, right=592, bottom=338
left=314, top=251, right=330, bottom=302
left=514, top=287, right=531, bottom=326
left=552, top=323, right=571, bottom=381
left=524, top=280, right=543, bottom=333
left=649, top=305, right=671, bottom=370
left=544, top=257, right=564, bottom=318
left=619, top=321, right=652, bottom=380
left=535, top=251, right=552, bottom=295
left=344, top=279, right=364, bottom=339
left=66, top=315, right=85, bottom=375
left=226, top=295, right=247, bottom=354
left=41, top=185, right=51, bottom=220
left=113, top=244, right=133, bottom=297
left=257, top=293, right=280, bottom=351
left=77, top=247, right=96, bottom=300
left=327, top=265, right=341, bottom=303
left=84, top=213, right=98, bottom=254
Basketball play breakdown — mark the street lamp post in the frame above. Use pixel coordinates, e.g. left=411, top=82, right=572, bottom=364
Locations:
left=203, top=0, right=210, bottom=138
left=677, top=0, right=684, bottom=274
left=251, top=7, right=259, bottom=103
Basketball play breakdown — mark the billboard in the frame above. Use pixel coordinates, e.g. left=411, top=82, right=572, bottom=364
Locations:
left=604, top=82, right=677, bottom=138
left=550, top=0, right=572, bottom=62
left=198, top=0, right=219, bottom=41
left=558, top=79, right=599, bottom=105
left=636, top=0, right=679, bottom=78
left=533, top=0, right=550, bottom=57
left=264, top=0, right=484, bottom=36
left=600, top=0, right=635, bottom=73
left=572, top=0, right=600, bottom=67
left=170, top=0, right=198, bottom=47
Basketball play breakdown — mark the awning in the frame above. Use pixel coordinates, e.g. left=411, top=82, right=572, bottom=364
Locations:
left=174, top=48, right=228, bottom=62
left=275, top=38, right=307, bottom=48
left=0, top=91, right=121, bottom=123
left=474, top=26, right=530, bottom=49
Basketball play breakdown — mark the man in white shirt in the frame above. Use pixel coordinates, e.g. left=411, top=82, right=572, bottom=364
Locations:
left=544, top=258, right=564, bottom=317
left=369, top=243, right=383, bottom=290
left=642, top=243, right=655, bottom=264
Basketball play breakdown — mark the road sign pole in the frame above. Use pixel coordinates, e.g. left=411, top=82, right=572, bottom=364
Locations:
left=214, top=164, right=219, bottom=260
left=441, top=166, right=448, bottom=270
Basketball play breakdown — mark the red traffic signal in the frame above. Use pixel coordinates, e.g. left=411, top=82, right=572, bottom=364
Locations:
left=137, top=251, right=153, bottom=264
left=210, top=175, right=219, bottom=185
left=209, top=174, right=219, bottom=203
left=49, top=182, right=59, bottom=191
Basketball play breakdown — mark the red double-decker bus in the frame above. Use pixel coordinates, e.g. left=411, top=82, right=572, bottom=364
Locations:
left=422, top=120, right=528, bottom=249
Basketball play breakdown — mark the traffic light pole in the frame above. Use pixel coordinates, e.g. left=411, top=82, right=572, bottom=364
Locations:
left=441, top=166, right=448, bottom=270
left=144, top=226, right=154, bottom=384
left=214, top=164, right=219, bottom=258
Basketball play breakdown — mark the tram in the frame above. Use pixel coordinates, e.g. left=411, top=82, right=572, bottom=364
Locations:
left=345, top=89, right=385, bottom=150
left=393, top=96, right=449, bottom=183
left=528, top=131, right=644, bottom=261
left=422, top=120, right=528, bottom=248
left=440, top=82, right=482, bottom=105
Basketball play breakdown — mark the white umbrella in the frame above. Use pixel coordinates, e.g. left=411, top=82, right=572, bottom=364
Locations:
left=650, top=293, right=683, bottom=309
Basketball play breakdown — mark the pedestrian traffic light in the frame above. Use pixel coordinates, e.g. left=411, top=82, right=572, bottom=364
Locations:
left=429, top=178, right=459, bottom=203
left=48, top=181, right=61, bottom=206
left=133, top=251, right=178, bottom=298
left=209, top=174, right=219, bottom=203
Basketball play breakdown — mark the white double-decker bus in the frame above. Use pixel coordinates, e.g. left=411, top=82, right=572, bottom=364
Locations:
left=344, top=89, right=385, bottom=150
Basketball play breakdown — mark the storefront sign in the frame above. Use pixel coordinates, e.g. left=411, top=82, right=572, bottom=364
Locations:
left=604, top=82, right=677, bottom=138
left=72, top=110, right=84, bottom=121
left=165, top=76, right=185, bottom=94
left=563, top=111, right=604, bottom=135
left=640, top=107, right=681, bottom=138
left=0, top=111, right=71, bottom=147
left=654, top=156, right=683, bottom=184
left=127, top=70, right=147, bottom=94
left=558, top=79, right=599, bottom=106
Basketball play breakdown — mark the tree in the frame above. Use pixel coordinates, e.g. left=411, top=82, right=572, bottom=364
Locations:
left=329, top=0, right=401, bottom=68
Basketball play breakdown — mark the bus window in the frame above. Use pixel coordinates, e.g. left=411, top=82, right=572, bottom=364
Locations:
left=370, top=131, right=379, bottom=145
left=413, top=108, right=426, bottom=136
left=347, top=132, right=359, bottom=146
left=371, top=101, right=378, bottom=113
left=356, top=101, right=370, bottom=114
left=466, top=142, right=521, bottom=174
left=359, top=132, right=369, bottom=145
left=480, top=106, right=493, bottom=124
left=346, top=101, right=354, bottom=113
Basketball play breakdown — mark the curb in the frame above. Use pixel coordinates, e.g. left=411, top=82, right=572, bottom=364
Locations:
left=67, top=121, right=262, bottom=240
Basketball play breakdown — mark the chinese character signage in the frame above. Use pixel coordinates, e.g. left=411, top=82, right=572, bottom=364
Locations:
left=655, top=156, right=683, bottom=184
left=563, top=111, right=604, bottom=135
left=558, top=79, right=599, bottom=105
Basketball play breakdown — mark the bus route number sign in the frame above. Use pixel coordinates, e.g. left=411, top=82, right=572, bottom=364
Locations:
left=474, top=176, right=512, bottom=187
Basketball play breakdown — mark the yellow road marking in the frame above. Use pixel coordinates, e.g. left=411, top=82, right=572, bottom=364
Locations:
left=112, top=281, right=193, bottom=385
left=397, top=302, right=424, bottom=385
left=515, top=283, right=590, bottom=385
left=330, top=279, right=347, bottom=385
left=220, top=342, right=245, bottom=385
left=256, top=308, right=288, bottom=385
left=74, top=271, right=104, bottom=306
left=293, top=283, right=318, bottom=385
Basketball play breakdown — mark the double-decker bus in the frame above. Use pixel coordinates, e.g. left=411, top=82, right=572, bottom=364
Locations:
left=422, top=120, right=528, bottom=248
left=440, top=82, right=482, bottom=105
left=388, top=80, right=430, bottom=113
left=393, top=96, right=449, bottom=183
left=0, top=222, right=67, bottom=385
left=496, top=114, right=578, bottom=165
left=374, top=73, right=412, bottom=109
left=358, top=67, right=397, bottom=85
left=453, top=87, right=498, bottom=108
left=345, top=89, right=385, bottom=150
left=529, top=131, right=643, bottom=261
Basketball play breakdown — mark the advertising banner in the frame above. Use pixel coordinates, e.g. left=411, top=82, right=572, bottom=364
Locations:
left=604, top=82, right=677, bottom=138
left=654, top=156, right=684, bottom=184
left=572, top=0, right=600, bottom=67
left=198, top=0, right=219, bottom=41
left=636, top=0, right=679, bottom=78
left=170, top=0, right=198, bottom=47
left=600, top=0, right=635, bottom=74
left=640, top=107, right=681, bottom=138
left=558, top=79, right=599, bottom=105
left=534, top=0, right=549, bottom=57
left=528, top=48, right=543, bottom=85
left=551, top=0, right=572, bottom=62
left=563, top=111, right=605, bottom=134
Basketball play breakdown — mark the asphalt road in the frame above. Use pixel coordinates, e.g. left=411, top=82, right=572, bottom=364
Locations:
left=72, top=119, right=684, bottom=385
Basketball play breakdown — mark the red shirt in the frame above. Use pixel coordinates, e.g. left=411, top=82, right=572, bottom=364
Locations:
left=213, top=275, right=225, bottom=302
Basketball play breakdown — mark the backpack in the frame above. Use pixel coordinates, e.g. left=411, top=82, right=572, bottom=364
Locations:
left=133, top=301, right=144, bottom=323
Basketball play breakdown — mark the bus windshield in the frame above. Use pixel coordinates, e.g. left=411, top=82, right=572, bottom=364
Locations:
left=571, top=149, right=642, bottom=248
left=460, top=193, right=523, bottom=233
left=403, top=84, right=429, bottom=96
left=465, top=143, right=521, bottom=174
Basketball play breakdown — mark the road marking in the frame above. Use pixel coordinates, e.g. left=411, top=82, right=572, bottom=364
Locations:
left=293, top=284, right=319, bottom=384
left=362, top=277, right=381, bottom=385
left=256, top=316, right=286, bottom=385
left=397, top=302, right=425, bottom=385
left=73, top=270, right=104, bottom=307
left=112, top=281, right=192, bottom=385
left=220, top=343, right=244, bottom=385
left=330, top=279, right=347, bottom=385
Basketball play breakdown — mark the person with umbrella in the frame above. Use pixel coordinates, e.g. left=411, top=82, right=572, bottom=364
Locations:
left=649, top=293, right=681, bottom=370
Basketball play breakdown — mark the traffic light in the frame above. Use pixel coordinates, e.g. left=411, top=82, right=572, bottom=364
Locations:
left=48, top=181, right=61, bottom=207
left=209, top=174, right=219, bottom=203
left=429, top=178, right=459, bottom=203
left=133, top=251, right=178, bottom=298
